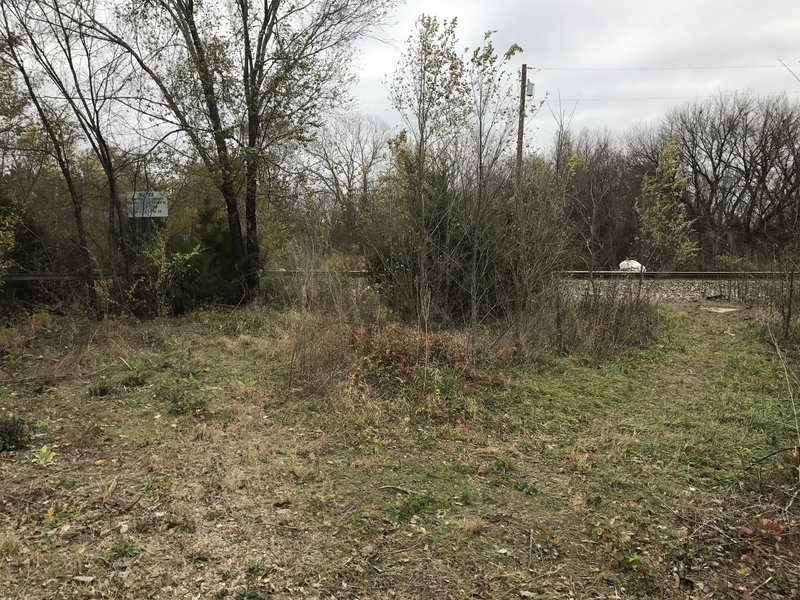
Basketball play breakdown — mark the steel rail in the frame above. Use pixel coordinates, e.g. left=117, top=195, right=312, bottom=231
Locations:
left=2, top=270, right=795, bottom=283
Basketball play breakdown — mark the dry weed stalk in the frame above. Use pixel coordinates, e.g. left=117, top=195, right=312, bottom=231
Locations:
left=768, top=326, right=800, bottom=482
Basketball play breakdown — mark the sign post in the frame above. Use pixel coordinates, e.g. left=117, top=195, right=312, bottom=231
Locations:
left=127, top=191, right=168, bottom=218
left=127, top=191, right=168, bottom=241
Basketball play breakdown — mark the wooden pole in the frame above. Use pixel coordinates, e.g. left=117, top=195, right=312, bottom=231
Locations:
left=515, top=63, right=527, bottom=195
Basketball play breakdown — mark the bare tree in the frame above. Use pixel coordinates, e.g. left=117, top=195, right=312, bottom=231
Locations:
left=307, top=113, right=390, bottom=250
left=667, top=94, right=800, bottom=266
left=1, top=3, right=102, bottom=307
left=1, top=0, right=146, bottom=279
left=563, top=130, right=637, bottom=271
left=76, top=0, right=396, bottom=301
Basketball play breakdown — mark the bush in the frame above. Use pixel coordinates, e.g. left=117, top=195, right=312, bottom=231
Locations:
left=366, top=186, right=563, bottom=327
left=121, top=229, right=202, bottom=316
left=557, top=284, right=658, bottom=353
left=0, top=414, right=31, bottom=451
left=166, top=210, right=242, bottom=313
left=120, top=202, right=244, bottom=316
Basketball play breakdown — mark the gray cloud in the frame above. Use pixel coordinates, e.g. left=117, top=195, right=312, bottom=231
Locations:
left=352, top=0, right=800, bottom=148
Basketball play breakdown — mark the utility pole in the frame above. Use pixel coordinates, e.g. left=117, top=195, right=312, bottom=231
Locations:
left=515, top=63, right=527, bottom=195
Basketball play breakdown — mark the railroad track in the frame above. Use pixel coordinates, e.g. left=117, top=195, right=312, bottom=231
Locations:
left=2, top=270, right=795, bottom=284
left=562, top=271, right=792, bottom=280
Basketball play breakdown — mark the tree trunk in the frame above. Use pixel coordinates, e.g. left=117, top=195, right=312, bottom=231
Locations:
left=244, top=158, right=260, bottom=300
left=72, top=197, right=99, bottom=313
left=220, top=180, right=248, bottom=296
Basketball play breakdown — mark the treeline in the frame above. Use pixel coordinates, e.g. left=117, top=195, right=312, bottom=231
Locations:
left=1, top=5, right=799, bottom=319
left=0, top=0, right=397, bottom=312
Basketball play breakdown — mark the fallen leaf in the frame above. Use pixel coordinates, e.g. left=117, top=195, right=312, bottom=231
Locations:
left=102, top=478, right=118, bottom=502
left=73, top=576, right=95, bottom=584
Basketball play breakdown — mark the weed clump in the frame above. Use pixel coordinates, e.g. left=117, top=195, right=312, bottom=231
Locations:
left=0, top=413, right=30, bottom=451
left=388, top=487, right=471, bottom=522
left=235, top=589, right=266, bottom=600
left=106, top=540, right=142, bottom=560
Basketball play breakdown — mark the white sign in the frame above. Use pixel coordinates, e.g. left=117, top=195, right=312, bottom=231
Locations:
left=127, top=191, right=168, bottom=218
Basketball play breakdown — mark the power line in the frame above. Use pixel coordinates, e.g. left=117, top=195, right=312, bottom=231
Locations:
left=547, top=90, right=800, bottom=103
left=536, top=64, right=792, bottom=72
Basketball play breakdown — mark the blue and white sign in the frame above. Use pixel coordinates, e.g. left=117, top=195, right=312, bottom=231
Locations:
left=127, top=191, right=168, bottom=218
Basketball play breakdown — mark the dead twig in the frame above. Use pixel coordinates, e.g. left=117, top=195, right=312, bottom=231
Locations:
left=746, top=447, right=797, bottom=470
left=750, top=575, right=773, bottom=595
left=117, top=494, right=142, bottom=515
left=378, top=485, right=417, bottom=495
left=527, top=528, right=533, bottom=570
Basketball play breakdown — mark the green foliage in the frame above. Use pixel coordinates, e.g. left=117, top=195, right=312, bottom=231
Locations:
left=235, top=590, right=266, bottom=600
left=0, top=413, right=30, bottom=451
left=0, top=204, right=17, bottom=282
left=245, top=563, right=270, bottom=578
left=391, top=15, right=467, bottom=136
left=636, top=138, right=698, bottom=269
left=373, top=23, right=562, bottom=327
left=41, top=505, right=79, bottom=529
left=715, top=253, right=757, bottom=272
left=388, top=486, right=471, bottom=522
left=148, top=230, right=201, bottom=315
left=124, top=228, right=202, bottom=316
left=166, top=202, right=243, bottom=313
left=140, top=474, right=170, bottom=497
left=30, top=444, right=55, bottom=467
left=106, top=540, right=142, bottom=560
left=0, top=189, right=48, bottom=283
left=367, top=147, right=559, bottom=324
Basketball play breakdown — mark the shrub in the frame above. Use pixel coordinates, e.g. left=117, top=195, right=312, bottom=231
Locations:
left=0, top=414, right=30, bottom=451
left=122, top=229, right=202, bottom=316
left=366, top=137, right=565, bottom=329
left=121, top=204, right=242, bottom=315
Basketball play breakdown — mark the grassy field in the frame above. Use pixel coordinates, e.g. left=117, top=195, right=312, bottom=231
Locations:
left=0, top=303, right=798, bottom=599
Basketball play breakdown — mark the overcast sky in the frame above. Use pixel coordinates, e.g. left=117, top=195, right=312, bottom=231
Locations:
left=352, top=0, right=800, bottom=149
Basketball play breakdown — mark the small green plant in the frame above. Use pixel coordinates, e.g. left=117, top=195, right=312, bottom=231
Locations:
left=140, top=474, right=170, bottom=497
left=0, top=413, right=30, bottom=451
left=127, top=230, right=202, bottom=316
left=245, top=562, right=270, bottom=577
left=189, top=552, right=211, bottom=564
left=41, top=505, right=78, bottom=529
left=235, top=589, right=266, bottom=600
left=35, top=418, right=54, bottom=437
left=490, top=453, right=517, bottom=475
left=31, top=445, right=55, bottom=467
left=388, top=486, right=471, bottom=522
left=121, top=374, right=147, bottom=388
left=167, top=393, right=206, bottom=417
left=106, top=540, right=142, bottom=560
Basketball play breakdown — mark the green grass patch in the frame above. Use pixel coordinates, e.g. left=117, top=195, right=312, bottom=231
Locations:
left=106, top=540, right=142, bottom=560
left=387, top=485, right=472, bottom=522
